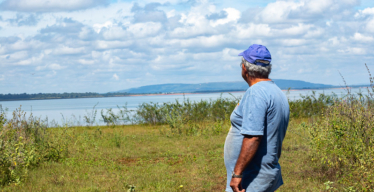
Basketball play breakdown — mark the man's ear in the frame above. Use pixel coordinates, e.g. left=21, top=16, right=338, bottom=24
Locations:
left=242, top=64, right=247, bottom=72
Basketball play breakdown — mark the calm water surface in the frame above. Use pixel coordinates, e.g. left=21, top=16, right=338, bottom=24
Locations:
left=0, top=87, right=368, bottom=125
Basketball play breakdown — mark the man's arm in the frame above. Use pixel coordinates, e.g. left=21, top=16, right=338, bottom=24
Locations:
left=230, top=135, right=262, bottom=192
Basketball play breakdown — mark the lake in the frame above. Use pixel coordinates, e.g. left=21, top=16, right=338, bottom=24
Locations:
left=0, top=87, right=369, bottom=126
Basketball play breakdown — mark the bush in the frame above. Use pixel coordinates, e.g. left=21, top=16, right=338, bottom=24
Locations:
left=136, top=95, right=239, bottom=136
left=308, top=68, right=374, bottom=190
left=136, top=95, right=240, bottom=125
left=99, top=104, right=134, bottom=127
left=288, top=91, right=337, bottom=118
left=0, top=106, right=71, bottom=186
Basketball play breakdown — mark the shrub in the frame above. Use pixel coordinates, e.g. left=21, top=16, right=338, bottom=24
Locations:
left=288, top=91, right=337, bottom=118
left=0, top=106, right=71, bottom=186
left=135, top=95, right=239, bottom=136
left=309, top=96, right=374, bottom=190
left=100, top=104, right=134, bottom=127
left=136, top=95, right=240, bottom=126
left=308, top=66, right=374, bottom=190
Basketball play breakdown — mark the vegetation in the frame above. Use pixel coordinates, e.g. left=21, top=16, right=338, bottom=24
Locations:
left=0, top=71, right=373, bottom=191
left=136, top=96, right=239, bottom=125
left=0, top=107, right=71, bottom=186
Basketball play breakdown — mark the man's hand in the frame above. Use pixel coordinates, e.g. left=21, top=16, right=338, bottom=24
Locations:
left=230, top=177, right=245, bottom=192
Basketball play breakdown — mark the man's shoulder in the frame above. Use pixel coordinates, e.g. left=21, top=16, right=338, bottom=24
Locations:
left=250, top=81, right=287, bottom=101
left=249, top=81, right=274, bottom=95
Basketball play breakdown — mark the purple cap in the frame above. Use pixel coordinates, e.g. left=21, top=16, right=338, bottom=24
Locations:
left=238, top=44, right=272, bottom=67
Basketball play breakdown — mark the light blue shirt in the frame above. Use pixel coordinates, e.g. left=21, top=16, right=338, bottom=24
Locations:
left=224, top=81, right=290, bottom=192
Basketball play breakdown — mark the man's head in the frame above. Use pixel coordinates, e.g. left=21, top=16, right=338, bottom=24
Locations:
left=239, top=44, right=272, bottom=79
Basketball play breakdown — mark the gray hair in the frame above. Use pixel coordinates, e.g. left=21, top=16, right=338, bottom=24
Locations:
left=242, top=57, right=272, bottom=78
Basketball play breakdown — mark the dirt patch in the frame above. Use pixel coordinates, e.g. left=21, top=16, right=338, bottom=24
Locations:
left=116, top=155, right=185, bottom=166
left=117, top=157, right=141, bottom=165
left=211, top=176, right=226, bottom=191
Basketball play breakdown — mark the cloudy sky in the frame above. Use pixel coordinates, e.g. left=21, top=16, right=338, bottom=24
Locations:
left=0, top=0, right=374, bottom=94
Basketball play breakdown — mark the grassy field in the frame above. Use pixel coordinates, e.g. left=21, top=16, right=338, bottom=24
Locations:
left=1, top=87, right=373, bottom=191
left=1, top=118, right=328, bottom=192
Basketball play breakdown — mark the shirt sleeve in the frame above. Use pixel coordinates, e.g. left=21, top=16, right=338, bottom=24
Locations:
left=240, top=93, right=267, bottom=136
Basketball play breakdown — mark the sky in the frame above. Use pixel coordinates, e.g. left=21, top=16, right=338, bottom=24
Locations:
left=0, top=0, right=374, bottom=94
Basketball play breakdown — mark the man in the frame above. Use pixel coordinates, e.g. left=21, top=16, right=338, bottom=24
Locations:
left=224, top=44, right=290, bottom=192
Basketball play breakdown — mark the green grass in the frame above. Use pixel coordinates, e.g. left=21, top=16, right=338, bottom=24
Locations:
left=1, top=119, right=330, bottom=192
left=1, top=85, right=373, bottom=191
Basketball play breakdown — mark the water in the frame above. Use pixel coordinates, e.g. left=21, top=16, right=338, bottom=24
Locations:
left=0, top=87, right=369, bottom=125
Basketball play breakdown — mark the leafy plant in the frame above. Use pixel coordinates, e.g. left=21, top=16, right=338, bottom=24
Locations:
left=308, top=65, right=374, bottom=190
left=0, top=106, right=71, bottom=186
left=84, top=102, right=98, bottom=127
left=101, top=108, right=119, bottom=128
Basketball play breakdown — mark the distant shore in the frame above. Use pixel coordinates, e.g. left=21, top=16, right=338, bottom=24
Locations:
left=126, top=86, right=370, bottom=97
left=0, top=86, right=370, bottom=102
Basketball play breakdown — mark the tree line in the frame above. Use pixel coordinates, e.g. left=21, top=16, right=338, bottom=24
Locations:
left=0, top=92, right=131, bottom=101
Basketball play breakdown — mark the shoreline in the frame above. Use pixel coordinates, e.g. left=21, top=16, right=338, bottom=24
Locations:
left=126, top=86, right=370, bottom=97
left=0, top=86, right=370, bottom=102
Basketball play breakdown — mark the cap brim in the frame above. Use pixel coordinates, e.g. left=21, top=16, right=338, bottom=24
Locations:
left=238, top=52, right=244, bottom=56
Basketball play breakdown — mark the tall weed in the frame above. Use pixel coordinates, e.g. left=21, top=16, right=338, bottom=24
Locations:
left=100, top=104, right=134, bottom=127
left=138, top=96, right=239, bottom=122
left=136, top=95, right=239, bottom=135
left=288, top=91, right=336, bottom=118
left=309, top=96, right=374, bottom=190
left=0, top=106, right=71, bottom=186
left=84, top=103, right=98, bottom=127
left=308, top=65, right=374, bottom=190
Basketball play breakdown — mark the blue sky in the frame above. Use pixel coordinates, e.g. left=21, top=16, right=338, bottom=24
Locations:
left=0, top=0, right=374, bottom=94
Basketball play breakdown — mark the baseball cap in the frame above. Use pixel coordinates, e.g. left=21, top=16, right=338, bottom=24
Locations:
left=238, top=44, right=272, bottom=67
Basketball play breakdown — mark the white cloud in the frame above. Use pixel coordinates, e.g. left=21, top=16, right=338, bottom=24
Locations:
left=7, top=51, right=29, bottom=61
left=48, top=63, right=65, bottom=70
left=35, top=65, right=45, bottom=71
left=166, top=9, right=176, bottom=18
left=94, top=40, right=133, bottom=50
left=101, top=26, right=129, bottom=40
left=36, top=63, right=65, bottom=71
left=46, top=70, right=57, bottom=77
left=257, top=1, right=303, bottom=23
left=1, top=0, right=374, bottom=94
left=221, top=48, right=241, bottom=61
left=278, top=39, right=308, bottom=46
left=0, top=75, right=4, bottom=81
left=328, top=37, right=340, bottom=45
left=53, top=46, right=85, bottom=55
left=168, top=34, right=228, bottom=48
left=276, top=23, right=313, bottom=36
left=78, top=59, right=95, bottom=65
left=352, top=33, right=374, bottom=42
left=361, top=7, right=374, bottom=15
left=127, top=22, right=162, bottom=38
left=304, top=0, right=333, bottom=14
left=235, top=23, right=272, bottom=39
left=210, top=8, right=240, bottom=27
left=12, top=53, right=44, bottom=66
left=8, top=41, right=31, bottom=52
left=112, top=73, right=119, bottom=80
left=304, top=28, right=324, bottom=38
left=93, top=21, right=113, bottom=33
left=338, top=47, right=367, bottom=55
left=0, top=0, right=109, bottom=12
left=366, top=18, right=374, bottom=33
left=355, top=7, right=374, bottom=17
left=258, top=0, right=360, bottom=23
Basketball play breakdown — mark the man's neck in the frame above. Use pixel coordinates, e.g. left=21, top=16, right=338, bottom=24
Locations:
left=248, top=78, right=271, bottom=87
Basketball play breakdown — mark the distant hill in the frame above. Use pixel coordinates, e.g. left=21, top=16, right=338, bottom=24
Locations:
left=116, top=79, right=340, bottom=94
left=1, top=79, right=368, bottom=101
